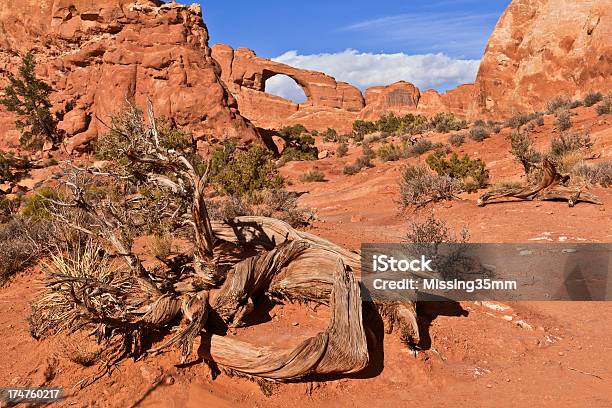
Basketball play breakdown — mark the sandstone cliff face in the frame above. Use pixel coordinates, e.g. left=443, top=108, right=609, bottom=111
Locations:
left=474, top=0, right=611, bottom=117
left=0, top=0, right=258, bottom=151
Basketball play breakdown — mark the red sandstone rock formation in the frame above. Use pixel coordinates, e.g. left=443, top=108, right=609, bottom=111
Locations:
left=212, top=44, right=364, bottom=133
left=473, top=0, right=611, bottom=118
left=0, top=0, right=258, bottom=151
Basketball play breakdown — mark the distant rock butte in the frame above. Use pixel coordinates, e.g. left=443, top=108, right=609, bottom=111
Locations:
left=0, top=0, right=258, bottom=151
left=1, top=0, right=610, bottom=145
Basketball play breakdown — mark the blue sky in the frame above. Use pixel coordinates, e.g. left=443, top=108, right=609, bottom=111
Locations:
left=200, top=1, right=511, bottom=101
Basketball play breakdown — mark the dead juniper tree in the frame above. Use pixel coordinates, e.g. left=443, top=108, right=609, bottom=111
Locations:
left=478, top=158, right=602, bottom=207
left=30, top=101, right=419, bottom=387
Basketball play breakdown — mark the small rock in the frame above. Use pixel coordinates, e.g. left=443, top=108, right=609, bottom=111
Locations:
left=317, top=150, right=329, bottom=159
left=292, top=322, right=299, bottom=326
left=558, top=351, right=565, bottom=356
left=164, top=375, right=175, bottom=385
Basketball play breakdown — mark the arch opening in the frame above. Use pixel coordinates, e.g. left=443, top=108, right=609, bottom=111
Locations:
left=264, top=74, right=308, bottom=104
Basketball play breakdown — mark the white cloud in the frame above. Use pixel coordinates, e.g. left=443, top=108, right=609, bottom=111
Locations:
left=266, top=49, right=479, bottom=103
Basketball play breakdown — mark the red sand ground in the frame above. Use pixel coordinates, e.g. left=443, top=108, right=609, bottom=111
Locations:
left=1, top=107, right=611, bottom=407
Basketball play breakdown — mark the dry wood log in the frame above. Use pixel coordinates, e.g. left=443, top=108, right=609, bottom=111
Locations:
left=478, top=158, right=602, bottom=207
left=199, top=258, right=369, bottom=380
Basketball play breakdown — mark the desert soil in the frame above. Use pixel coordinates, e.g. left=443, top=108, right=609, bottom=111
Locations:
left=0, top=107, right=611, bottom=407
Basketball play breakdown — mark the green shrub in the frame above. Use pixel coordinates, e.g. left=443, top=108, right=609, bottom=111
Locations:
left=278, top=124, right=318, bottom=161
left=584, top=91, right=603, bottom=107
left=212, top=144, right=284, bottom=196
left=448, top=133, right=465, bottom=147
left=506, top=131, right=542, bottom=175
left=299, top=170, right=326, bottom=182
left=429, top=113, right=468, bottom=133
left=399, top=165, right=459, bottom=207
left=21, top=187, right=61, bottom=221
left=336, top=142, right=348, bottom=157
left=0, top=52, right=63, bottom=149
left=555, top=109, right=572, bottom=131
left=426, top=150, right=489, bottom=191
left=0, top=150, right=15, bottom=182
left=352, top=120, right=377, bottom=140
left=469, top=126, right=490, bottom=142
left=322, top=128, right=338, bottom=142
left=377, top=142, right=406, bottom=162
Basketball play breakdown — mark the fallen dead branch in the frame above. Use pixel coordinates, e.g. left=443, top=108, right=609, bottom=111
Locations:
left=478, top=158, right=602, bottom=207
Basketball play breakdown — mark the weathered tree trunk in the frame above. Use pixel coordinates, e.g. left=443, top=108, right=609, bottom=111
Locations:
left=478, top=158, right=602, bottom=207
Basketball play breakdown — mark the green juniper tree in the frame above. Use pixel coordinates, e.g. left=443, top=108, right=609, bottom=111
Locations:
left=0, top=51, right=62, bottom=149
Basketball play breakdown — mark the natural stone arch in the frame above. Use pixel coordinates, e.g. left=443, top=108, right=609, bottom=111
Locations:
left=262, top=71, right=311, bottom=104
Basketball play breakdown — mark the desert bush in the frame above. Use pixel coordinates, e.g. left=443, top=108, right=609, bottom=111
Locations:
left=507, top=113, right=531, bottom=129
left=343, top=155, right=373, bottom=175
left=404, top=213, right=469, bottom=245
left=0, top=217, right=51, bottom=284
left=410, top=138, right=438, bottom=156
left=429, top=113, right=468, bottom=133
left=535, top=114, right=545, bottom=126
left=336, top=142, right=349, bottom=157
left=362, top=143, right=376, bottom=159
left=0, top=52, right=63, bottom=149
left=506, top=130, right=542, bottom=175
left=448, top=133, right=465, bottom=147
left=363, top=131, right=387, bottom=144
left=322, top=128, right=338, bottom=142
left=583, top=91, right=603, bottom=107
left=352, top=120, right=377, bottom=140
left=377, top=142, right=405, bottom=162
left=0, top=151, right=15, bottom=182
left=299, top=170, right=326, bottom=182
left=278, top=124, right=318, bottom=161
left=21, top=187, right=61, bottom=221
left=596, top=96, right=611, bottom=115
left=208, top=190, right=312, bottom=227
left=399, top=165, right=459, bottom=207
left=573, top=161, right=612, bottom=187
left=469, top=126, right=490, bottom=142
left=555, top=109, right=572, bottom=131
left=426, top=150, right=489, bottom=192
left=212, top=144, right=284, bottom=196
left=549, top=132, right=592, bottom=158
left=546, top=96, right=572, bottom=114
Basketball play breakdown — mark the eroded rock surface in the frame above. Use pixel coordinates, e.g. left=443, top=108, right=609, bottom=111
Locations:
left=0, top=0, right=258, bottom=151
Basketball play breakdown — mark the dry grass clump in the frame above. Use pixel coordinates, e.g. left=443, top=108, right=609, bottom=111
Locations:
left=596, top=95, right=611, bottom=115
left=29, top=240, right=130, bottom=339
left=299, top=170, right=326, bottom=182
left=399, top=164, right=459, bottom=207
left=148, top=234, right=173, bottom=260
